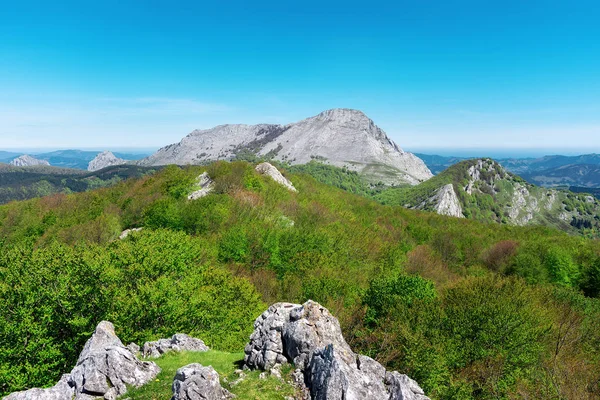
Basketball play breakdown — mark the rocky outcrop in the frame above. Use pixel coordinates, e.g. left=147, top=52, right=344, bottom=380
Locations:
left=3, top=375, right=73, bottom=400
left=9, top=155, right=50, bottom=167
left=87, top=151, right=127, bottom=172
left=138, top=109, right=433, bottom=186
left=433, top=184, right=463, bottom=217
left=244, top=301, right=430, bottom=400
left=255, top=162, right=297, bottom=192
left=414, top=184, right=463, bottom=218
left=385, top=372, right=429, bottom=400
left=119, top=227, right=143, bottom=239
left=171, top=364, right=235, bottom=400
left=143, top=333, right=209, bottom=358
left=3, top=321, right=160, bottom=400
left=188, top=172, right=214, bottom=200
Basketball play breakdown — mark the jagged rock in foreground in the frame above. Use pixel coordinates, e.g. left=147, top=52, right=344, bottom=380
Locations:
left=143, top=333, right=210, bottom=358
left=244, top=301, right=429, bottom=400
left=3, top=321, right=160, bottom=400
left=255, top=162, right=297, bottom=192
left=9, top=154, right=50, bottom=167
left=171, top=363, right=235, bottom=400
left=87, top=151, right=127, bottom=172
left=139, top=109, right=433, bottom=186
left=188, top=172, right=215, bottom=200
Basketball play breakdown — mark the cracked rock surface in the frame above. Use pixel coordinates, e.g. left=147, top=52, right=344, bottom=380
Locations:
left=171, top=363, right=235, bottom=400
left=244, top=300, right=430, bottom=400
left=3, top=321, right=160, bottom=400
left=143, top=333, right=210, bottom=358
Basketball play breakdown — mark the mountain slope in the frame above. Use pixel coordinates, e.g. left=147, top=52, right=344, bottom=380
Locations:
left=1, top=161, right=600, bottom=399
left=139, top=109, right=433, bottom=185
left=0, top=164, right=158, bottom=204
left=376, top=158, right=600, bottom=235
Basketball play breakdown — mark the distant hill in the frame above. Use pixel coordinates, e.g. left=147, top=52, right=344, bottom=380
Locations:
left=416, top=152, right=600, bottom=188
left=0, top=164, right=159, bottom=204
left=0, top=150, right=151, bottom=170
left=0, top=151, right=21, bottom=163
left=375, top=159, right=600, bottom=235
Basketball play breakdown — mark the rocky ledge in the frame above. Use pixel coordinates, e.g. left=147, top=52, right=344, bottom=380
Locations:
left=244, top=300, right=429, bottom=400
left=4, top=321, right=160, bottom=400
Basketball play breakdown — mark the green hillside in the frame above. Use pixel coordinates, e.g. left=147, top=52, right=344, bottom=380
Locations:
left=376, top=159, right=600, bottom=236
left=1, top=161, right=600, bottom=399
left=0, top=164, right=159, bottom=204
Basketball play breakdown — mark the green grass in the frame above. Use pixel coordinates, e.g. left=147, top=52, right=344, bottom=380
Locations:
left=126, top=350, right=297, bottom=400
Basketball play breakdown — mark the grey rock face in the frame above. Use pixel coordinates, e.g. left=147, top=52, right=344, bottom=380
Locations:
left=255, top=162, right=297, bottom=192
left=3, top=321, right=160, bottom=400
left=9, top=155, right=50, bottom=167
left=138, top=109, right=433, bottom=186
left=3, top=374, right=74, bottom=400
left=414, top=184, right=463, bottom=218
left=143, top=333, right=209, bottom=358
left=283, top=301, right=354, bottom=368
left=87, top=151, right=127, bottom=172
left=306, top=345, right=389, bottom=400
left=244, top=302, right=299, bottom=370
left=188, top=172, right=215, bottom=200
left=244, top=301, right=430, bottom=400
left=70, top=321, right=160, bottom=399
left=385, top=372, right=430, bottom=400
left=171, top=363, right=235, bottom=400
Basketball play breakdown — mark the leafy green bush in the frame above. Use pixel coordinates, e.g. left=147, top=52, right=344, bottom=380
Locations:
left=0, top=230, right=264, bottom=395
left=363, top=273, right=437, bottom=324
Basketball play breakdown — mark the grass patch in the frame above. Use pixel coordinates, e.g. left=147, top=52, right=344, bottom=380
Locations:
left=126, top=350, right=297, bottom=400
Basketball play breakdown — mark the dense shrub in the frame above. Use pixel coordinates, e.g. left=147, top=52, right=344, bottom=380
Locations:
left=0, top=230, right=264, bottom=395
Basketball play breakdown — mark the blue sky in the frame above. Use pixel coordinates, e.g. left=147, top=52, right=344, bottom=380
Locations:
left=1, top=0, right=600, bottom=154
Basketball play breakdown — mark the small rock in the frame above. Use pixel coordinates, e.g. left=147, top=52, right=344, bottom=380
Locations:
left=127, top=342, right=141, bottom=356
left=188, top=172, right=214, bottom=200
left=171, top=363, right=235, bottom=400
left=255, top=162, right=297, bottom=192
left=259, top=372, right=268, bottom=380
left=143, top=333, right=209, bottom=358
left=270, top=367, right=282, bottom=380
left=119, top=228, right=143, bottom=240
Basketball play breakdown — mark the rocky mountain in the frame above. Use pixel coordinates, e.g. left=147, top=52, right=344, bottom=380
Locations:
left=9, top=155, right=50, bottom=167
left=87, top=151, right=127, bottom=171
left=376, top=158, right=600, bottom=235
left=139, top=109, right=433, bottom=185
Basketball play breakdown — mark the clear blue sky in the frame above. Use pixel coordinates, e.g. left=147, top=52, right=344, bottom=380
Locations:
left=1, top=0, right=600, bottom=154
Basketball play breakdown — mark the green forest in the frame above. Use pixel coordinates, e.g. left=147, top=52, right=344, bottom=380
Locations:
left=1, top=161, right=599, bottom=399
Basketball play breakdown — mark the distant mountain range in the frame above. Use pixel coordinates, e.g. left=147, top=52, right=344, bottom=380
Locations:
left=0, top=150, right=150, bottom=170
left=415, top=153, right=600, bottom=189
